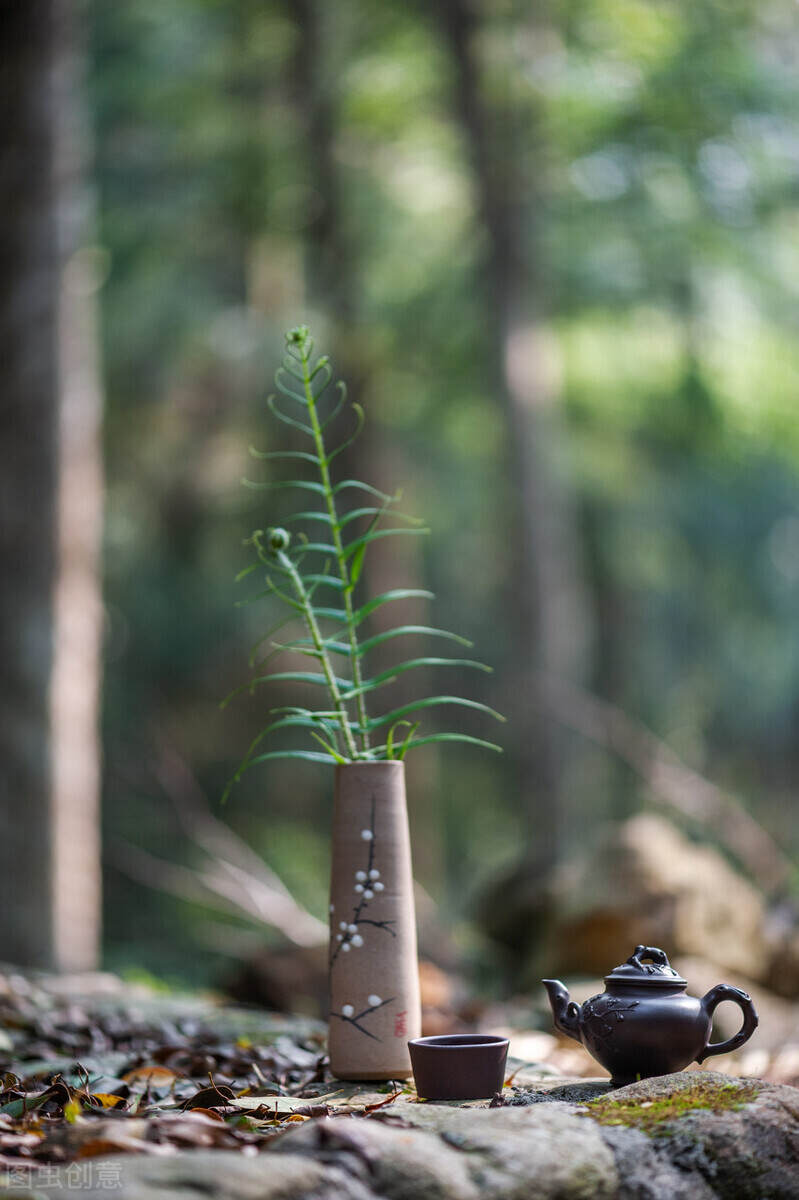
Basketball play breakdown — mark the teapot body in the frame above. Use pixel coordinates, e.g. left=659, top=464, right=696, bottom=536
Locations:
left=543, top=946, right=758, bottom=1087
left=577, top=982, right=710, bottom=1086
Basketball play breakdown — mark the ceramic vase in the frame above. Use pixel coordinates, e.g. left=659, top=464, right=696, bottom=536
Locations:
left=327, top=760, right=421, bottom=1079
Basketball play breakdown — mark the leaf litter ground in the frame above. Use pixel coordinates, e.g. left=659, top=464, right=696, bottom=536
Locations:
left=0, top=970, right=504, bottom=1180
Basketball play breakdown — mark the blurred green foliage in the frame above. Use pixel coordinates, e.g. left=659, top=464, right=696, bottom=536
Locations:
left=89, top=0, right=799, bottom=983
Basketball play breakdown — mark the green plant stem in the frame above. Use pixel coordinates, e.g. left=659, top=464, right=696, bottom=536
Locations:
left=296, top=346, right=371, bottom=752
left=276, top=547, right=358, bottom=760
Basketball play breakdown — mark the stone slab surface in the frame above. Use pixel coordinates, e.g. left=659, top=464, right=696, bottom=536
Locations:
left=5, top=1072, right=798, bottom=1200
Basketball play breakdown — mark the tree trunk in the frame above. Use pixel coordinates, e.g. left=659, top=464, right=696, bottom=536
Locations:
left=435, top=0, right=591, bottom=864
left=0, top=0, right=103, bottom=970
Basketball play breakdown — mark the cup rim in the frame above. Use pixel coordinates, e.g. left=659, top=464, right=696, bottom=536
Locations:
left=408, top=1034, right=509, bottom=1051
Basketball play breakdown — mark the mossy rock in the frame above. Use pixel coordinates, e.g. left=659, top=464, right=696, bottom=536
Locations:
left=584, top=1074, right=760, bottom=1136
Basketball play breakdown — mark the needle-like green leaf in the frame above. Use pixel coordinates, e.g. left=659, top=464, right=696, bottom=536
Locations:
left=300, top=574, right=345, bottom=591
left=353, top=589, right=434, bottom=625
left=339, top=507, right=425, bottom=530
left=247, top=670, right=353, bottom=690
left=309, top=732, right=349, bottom=763
left=284, top=511, right=334, bottom=525
left=343, top=658, right=491, bottom=700
left=248, top=447, right=320, bottom=465
left=289, top=541, right=338, bottom=556
left=366, top=696, right=506, bottom=731
left=247, top=750, right=335, bottom=765
left=247, top=479, right=327, bottom=497
left=357, top=626, right=473, bottom=656
left=342, top=525, right=430, bottom=562
left=383, top=733, right=504, bottom=756
left=333, top=479, right=393, bottom=501
left=266, top=394, right=314, bottom=436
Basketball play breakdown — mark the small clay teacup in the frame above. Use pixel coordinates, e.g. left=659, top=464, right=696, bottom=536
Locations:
left=408, top=1034, right=509, bottom=1101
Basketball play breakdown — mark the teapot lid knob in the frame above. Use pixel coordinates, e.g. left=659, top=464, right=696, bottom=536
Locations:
left=605, top=945, right=687, bottom=987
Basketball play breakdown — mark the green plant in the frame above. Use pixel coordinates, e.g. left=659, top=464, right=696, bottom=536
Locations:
left=223, top=326, right=503, bottom=793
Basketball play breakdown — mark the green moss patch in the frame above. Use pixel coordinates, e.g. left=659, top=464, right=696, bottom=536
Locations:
left=583, top=1079, right=760, bottom=1136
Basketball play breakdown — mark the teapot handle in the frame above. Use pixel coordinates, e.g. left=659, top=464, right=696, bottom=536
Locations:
left=697, top=984, right=759, bottom=1062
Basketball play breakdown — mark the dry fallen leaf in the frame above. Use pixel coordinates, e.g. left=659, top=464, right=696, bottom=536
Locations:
left=183, top=1083, right=235, bottom=1109
left=122, top=1066, right=180, bottom=1087
left=87, top=1093, right=126, bottom=1110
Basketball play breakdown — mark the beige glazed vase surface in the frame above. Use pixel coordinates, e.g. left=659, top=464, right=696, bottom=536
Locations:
left=327, top=761, right=421, bottom=1080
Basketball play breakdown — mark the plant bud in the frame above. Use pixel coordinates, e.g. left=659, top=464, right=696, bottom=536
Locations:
left=268, top=527, right=291, bottom=553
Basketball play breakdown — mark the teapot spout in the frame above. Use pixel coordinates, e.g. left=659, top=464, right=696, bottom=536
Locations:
left=542, top=979, right=582, bottom=1042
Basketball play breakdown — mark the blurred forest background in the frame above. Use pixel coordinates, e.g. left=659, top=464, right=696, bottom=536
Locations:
left=3, top=0, right=799, bottom=996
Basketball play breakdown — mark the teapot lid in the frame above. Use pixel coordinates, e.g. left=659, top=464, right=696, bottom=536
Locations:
left=605, top=945, right=686, bottom=987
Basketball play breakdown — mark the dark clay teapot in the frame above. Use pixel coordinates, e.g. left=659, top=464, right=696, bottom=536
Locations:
left=543, top=945, right=758, bottom=1087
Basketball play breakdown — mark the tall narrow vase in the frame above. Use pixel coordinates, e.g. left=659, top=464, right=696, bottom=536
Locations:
left=327, top=761, right=421, bottom=1080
